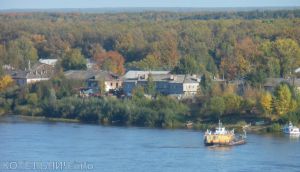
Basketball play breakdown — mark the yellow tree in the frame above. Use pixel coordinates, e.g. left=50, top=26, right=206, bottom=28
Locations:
left=273, top=84, right=292, bottom=116
left=260, top=92, right=273, bottom=115
left=0, top=75, right=14, bottom=92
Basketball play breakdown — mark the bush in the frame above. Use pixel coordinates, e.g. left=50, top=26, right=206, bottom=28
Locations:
left=280, top=112, right=300, bottom=125
left=268, top=123, right=282, bottom=132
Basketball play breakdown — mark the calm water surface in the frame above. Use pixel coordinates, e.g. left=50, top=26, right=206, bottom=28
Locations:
left=0, top=116, right=300, bottom=172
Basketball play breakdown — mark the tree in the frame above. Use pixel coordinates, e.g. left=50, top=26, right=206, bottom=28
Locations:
left=273, top=84, right=293, bottom=116
left=93, top=51, right=125, bottom=75
left=200, top=73, right=212, bottom=94
left=245, top=69, right=267, bottom=87
left=260, top=92, right=273, bottom=115
left=173, top=56, right=202, bottom=74
left=7, top=37, right=38, bottom=69
left=127, top=54, right=161, bottom=70
left=132, top=86, right=145, bottom=100
left=62, top=48, right=87, bottom=70
left=158, top=31, right=180, bottom=69
left=98, top=80, right=106, bottom=95
left=224, top=94, right=243, bottom=114
left=272, top=39, right=300, bottom=77
left=207, top=96, right=226, bottom=118
left=210, top=82, right=223, bottom=96
left=0, top=44, right=6, bottom=66
left=145, top=74, right=156, bottom=96
left=26, top=93, right=38, bottom=106
left=0, top=75, right=14, bottom=92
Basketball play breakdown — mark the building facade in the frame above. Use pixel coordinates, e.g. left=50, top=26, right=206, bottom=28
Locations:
left=8, top=62, right=55, bottom=86
left=64, top=69, right=122, bottom=93
left=123, top=71, right=200, bottom=98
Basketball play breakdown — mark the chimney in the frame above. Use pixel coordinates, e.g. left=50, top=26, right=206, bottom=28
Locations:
left=170, top=75, right=177, bottom=81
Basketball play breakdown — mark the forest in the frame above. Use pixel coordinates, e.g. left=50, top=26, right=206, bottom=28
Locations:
left=1, top=9, right=300, bottom=129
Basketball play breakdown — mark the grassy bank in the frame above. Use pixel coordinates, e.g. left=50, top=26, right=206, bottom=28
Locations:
left=9, top=114, right=278, bottom=134
left=19, top=115, right=80, bottom=123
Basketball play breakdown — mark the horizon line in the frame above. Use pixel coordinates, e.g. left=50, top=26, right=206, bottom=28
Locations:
left=1, top=6, right=300, bottom=11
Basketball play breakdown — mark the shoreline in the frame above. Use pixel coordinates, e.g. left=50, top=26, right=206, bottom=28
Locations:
left=1, top=114, right=276, bottom=134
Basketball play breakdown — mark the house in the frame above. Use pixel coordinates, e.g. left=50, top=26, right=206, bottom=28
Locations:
left=8, top=62, right=55, bottom=86
left=123, top=71, right=200, bottom=98
left=86, top=71, right=122, bottom=92
left=264, top=78, right=300, bottom=92
left=64, top=69, right=122, bottom=93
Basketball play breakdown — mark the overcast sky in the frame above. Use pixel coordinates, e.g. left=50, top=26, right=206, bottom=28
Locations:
left=0, top=0, right=300, bottom=9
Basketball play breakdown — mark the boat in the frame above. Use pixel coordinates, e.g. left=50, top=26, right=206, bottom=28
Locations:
left=204, top=120, right=246, bottom=146
left=185, top=121, right=193, bottom=129
left=282, top=121, right=300, bottom=135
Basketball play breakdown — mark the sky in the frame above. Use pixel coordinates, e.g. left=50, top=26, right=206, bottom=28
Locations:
left=0, top=0, right=300, bottom=9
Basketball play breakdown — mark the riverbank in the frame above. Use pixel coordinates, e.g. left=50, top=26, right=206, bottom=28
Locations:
left=18, top=115, right=80, bottom=123
left=4, top=114, right=277, bottom=134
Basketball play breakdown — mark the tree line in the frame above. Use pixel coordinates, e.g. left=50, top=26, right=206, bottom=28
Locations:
left=0, top=10, right=300, bottom=81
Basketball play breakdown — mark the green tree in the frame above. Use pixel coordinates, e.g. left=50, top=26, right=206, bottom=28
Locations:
left=145, top=74, right=156, bottom=96
left=207, top=96, right=226, bottom=118
left=173, top=56, right=202, bottom=74
left=132, top=86, right=145, bottom=100
left=98, top=80, right=106, bottom=95
left=26, top=93, right=38, bottom=106
left=200, top=73, right=212, bottom=94
left=273, top=39, right=300, bottom=77
left=224, top=94, right=243, bottom=114
left=7, top=37, right=38, bottom=69
left=62, top=48, right=87, bottom=70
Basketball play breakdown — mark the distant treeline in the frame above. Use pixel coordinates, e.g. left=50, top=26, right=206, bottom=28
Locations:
left=1, top=10, right=300, bottom=82
left=181, top=9, right=300, bottom=20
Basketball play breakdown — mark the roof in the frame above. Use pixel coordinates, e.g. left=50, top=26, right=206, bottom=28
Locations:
left=123, top=70, right=170, bottom=79
left=64, top=69, right=120, bottom=81
left=125, top=74, right=200, bottom=84
left=8, top=62, right=54, bottom=79
left=264, top=78, right=300, bottom=87
left=39, top=59, right=58, bottom=66
left=64, top=70, right=97, bottom=80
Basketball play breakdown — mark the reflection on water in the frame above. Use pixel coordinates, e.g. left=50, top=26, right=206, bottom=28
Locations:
left=288, top=134, right=300, bottom=141
left=0, top=116, right=300, bottom=172
left=207, top=146, right=232, bottom=151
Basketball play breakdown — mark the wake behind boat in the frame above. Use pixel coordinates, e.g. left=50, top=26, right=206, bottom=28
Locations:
left=204, top=120, right=246, bottom=146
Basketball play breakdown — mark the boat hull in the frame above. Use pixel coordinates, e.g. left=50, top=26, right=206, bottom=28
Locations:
left=204, top=139, right=246, bottom=147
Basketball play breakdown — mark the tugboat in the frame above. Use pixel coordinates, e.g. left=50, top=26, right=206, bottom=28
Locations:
left=282, top=121, right=300, bottom=135
left=204, top=120, right=246, bottom=146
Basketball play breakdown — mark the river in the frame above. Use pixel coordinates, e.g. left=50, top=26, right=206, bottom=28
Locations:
left=0, top=116, right=300, bottom=172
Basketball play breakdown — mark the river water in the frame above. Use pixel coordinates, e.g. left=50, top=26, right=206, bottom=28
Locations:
left=0, top=116, right=300, bottom=172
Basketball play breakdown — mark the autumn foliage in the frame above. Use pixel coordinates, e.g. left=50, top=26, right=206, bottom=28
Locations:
left=0, top=75, right=14, bottom=91
left=93, top=51, right=125, bottom=75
